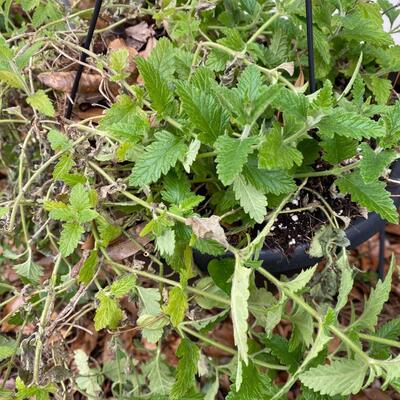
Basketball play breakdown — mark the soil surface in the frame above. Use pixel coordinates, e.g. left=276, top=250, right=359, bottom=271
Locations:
left=264, top=174, right=361, bottom=253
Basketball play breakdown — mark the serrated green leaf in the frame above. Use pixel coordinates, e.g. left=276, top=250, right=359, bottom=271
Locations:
left=182, top=138, right=201, bottom=173
left=258, top=124, right=303, bottom=170
left=263, top=335, right=301, bottom=373
left=233, top=175, right=267, bottom=223
left=311, top=80, right=333, bottom=110
left=382, top=101, right=400, bottom=147
left=176, top=81, right=230, bottom=145
left=321, top=134, right=357, bottom=164
left=96, top=216, right=121, bottom=247
left=273, top=88, right=308, bottom=121
left=59, top=222, right=84, bottom=256
left=109, top=48, right=129, bottom=80
left=215, top=136, right=256, bottom=186
left=53, top=153, right=74, bottom=180
left=353, top=257, right=395, bottom=331
left=359, top=143, right=396, bottom=184
left=99, top=95, right=149, bottom=141
left=26, top=90, right=55, bottom=117
left=94, top=291, right=124, bottom=330
left=290, top=306, right=314, bottom=349
left=335, top=251, right=354, bottom=314
left=370, top=318, right=400, bottom=359
left=144, top=353, right=174, bottom=395
left=136, top=286, right=167, bottom=343
left=47, top=129, right=71, bottom=152
left=156, top=228, right=175, bottom=256
left=147, top=38, right=176, bottom=79
left=299, top=359, right=368, bottom=396
left=130, top=131, right=187, bottom=187
left=14, top=257, right=43, bottom=283
left=242, top=156, right=296, bottom=195
left=74, top=350, right=102, bottom=396
left=231, top=259, right=251, bottom=367
left=299, top=386, right=347, bottom=400
left=136, top=57, right=172, bottom=115
left=78, top=250, right=98, bottom=285
left=170, top=339, right=200, bottom=399
left=366, top=76, right=392, bottom=105
left=283, top=265, right=317, bottom=293
left=0, top=70, right=25, bottom=89
left=318, top=110, right=385, bottom=139
left=44, top=200, right=73, bottom=222
left=226, top=361, right=277, bottom=400
left=0, top=335, right=17, bottom=361
left=341, top=11, right=392, bottom=47
left=164, top=287, right=188, bottom=326
left=336, top=171, right=398, bottom=223
left=110, top=274, right=136, bottom=298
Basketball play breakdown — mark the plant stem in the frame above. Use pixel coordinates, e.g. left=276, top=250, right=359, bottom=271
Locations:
left=358, top=333, right=400, bottom=349
left=33, top=254, right=62, bottom=384
left=7, top=134, right=88, bottom=232
left=181, top=326, right=288, bottom=371
left=294, top=161, right=360, bottom=178
left=88, top=161, right=187, bottom=224
left=102, top=252, right=232, bottom=306
left=246, top=11, right=282, bottom=46
left=255, top=266, right=372, bottom=364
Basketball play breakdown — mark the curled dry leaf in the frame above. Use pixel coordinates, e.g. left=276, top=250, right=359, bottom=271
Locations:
left=276, top=62, right=295, bottom=76
left=125, top=21, right=155, bottom=50
left=38, top=71, right=103, bottom=94
left=108, top=38, right=139, bottom=73
left=185, top=215, right=229, bottom=247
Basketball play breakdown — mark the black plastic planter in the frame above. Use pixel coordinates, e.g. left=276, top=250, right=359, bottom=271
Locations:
left=194, top=160, right=400, bottom=275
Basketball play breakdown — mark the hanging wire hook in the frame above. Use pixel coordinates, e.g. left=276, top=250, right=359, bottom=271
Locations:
left=305, top=0, right=316, bottom=93
left=65, top=0, right=104, bottom=119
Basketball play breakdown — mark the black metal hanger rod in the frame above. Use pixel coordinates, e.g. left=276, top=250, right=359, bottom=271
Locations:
left=65, top=0, right=104, bottom=119
left=305, top=0, right=316, bottom=93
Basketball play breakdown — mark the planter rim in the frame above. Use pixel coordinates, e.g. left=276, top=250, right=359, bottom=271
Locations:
left=194, top=160, right=400, bottom=275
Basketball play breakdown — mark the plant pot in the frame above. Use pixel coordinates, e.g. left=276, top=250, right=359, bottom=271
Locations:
left=194, top=160, right=400, bottom=275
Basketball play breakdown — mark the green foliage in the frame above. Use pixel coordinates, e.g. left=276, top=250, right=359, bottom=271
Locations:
left=215, top=136, right=255, bottom=186
left=233, top=175, right=267, bottom=223
left=99, top=95, right=149, bottom=142
left=164, top=287, right=188, bottom=327
left=129, top=131, right=187, bottom=187
left=336, top=172, right=398, bottom=223
left=4, top=1, right=400, bottom=398
left=299, top=359, right=368, bottom=396
left=170, top=339, right=200, bottom=399
left=176, top=81, right=230, bottom=145
left=26, top=90, right=55, bottom=117
left=44, top=184, right=98, bottom=256
left=226, top=362, right=278, bottom=399
left=94, top=274, right=136, bottom=331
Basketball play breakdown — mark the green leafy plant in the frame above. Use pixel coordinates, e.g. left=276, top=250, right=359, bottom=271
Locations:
left=2, top=0, right=400, bottom=399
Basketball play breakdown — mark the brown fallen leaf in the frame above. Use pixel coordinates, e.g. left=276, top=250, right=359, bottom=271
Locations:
left=74, top=106, right=105, bottom=122
left=139, top=37, right=157, bottom=60
left=186, top=215, right=229, bottom=247
left=125, top=21, right=155, bottom=50
left=107, top=224, right=151, bottom=261
left=38, top=71, right=103, bottom=94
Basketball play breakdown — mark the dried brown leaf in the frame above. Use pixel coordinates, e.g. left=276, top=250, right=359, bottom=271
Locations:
left=38, top=72, right=102, bottom=94
left=125, top=22, right=155, bottom=50
left=186, top=215, right=229, bottom=247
